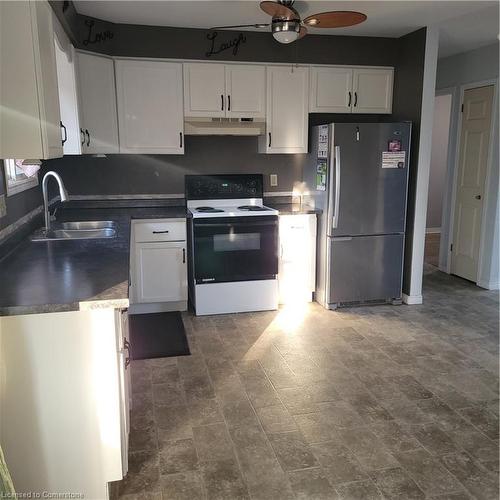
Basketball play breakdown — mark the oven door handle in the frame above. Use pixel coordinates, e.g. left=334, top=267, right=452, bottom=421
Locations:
left=195, top=221, right=278, bottom=228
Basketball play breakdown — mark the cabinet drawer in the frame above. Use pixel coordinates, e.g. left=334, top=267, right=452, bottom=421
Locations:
left=134, top=220, right=186, bottom=242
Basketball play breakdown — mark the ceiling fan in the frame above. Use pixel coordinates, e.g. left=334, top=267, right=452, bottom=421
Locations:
left=211, top=0, right=367, bottom=44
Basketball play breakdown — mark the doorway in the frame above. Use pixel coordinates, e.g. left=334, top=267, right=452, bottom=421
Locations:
left=450, top=85, right=494, bottom=282
left=425, top=93, right=452, bottom=267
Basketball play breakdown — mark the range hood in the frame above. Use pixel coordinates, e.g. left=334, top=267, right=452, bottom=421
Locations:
left=184, top=117, right=266, bottom=136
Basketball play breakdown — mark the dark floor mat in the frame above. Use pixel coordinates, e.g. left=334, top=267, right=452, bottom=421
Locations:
left=129, top=311, right=190, bottom=360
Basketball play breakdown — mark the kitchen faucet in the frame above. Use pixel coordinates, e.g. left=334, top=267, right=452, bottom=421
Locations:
left=42, top=171, right=69, bottom=232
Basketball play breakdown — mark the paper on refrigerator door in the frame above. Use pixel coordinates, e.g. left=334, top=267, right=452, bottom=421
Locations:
left=382, top=151, right=406, bottom=169
left=317, top=125, right=329, bottom=159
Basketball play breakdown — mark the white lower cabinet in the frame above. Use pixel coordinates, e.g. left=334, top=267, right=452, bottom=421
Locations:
left=131, top=219, right=187, bottom=310
left=0, top=308, right=130, bottom=499
left=278, top=214, right=317, bottom=304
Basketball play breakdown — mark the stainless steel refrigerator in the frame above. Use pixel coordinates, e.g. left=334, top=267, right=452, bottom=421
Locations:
left=303, top=122, right=411, bottom=309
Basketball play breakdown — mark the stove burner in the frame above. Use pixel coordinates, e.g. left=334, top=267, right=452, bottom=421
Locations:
left=196, top=206, right=224, bottom=213
left=237, top=205, right=269, bottom=211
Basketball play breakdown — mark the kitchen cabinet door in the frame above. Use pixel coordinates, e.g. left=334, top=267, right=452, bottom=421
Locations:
left=76, top=51, right=119, bottom=153
left=310, top=67, right=353, bottom=113
left=184, top=63, right=226, bottom=117
left=352, top=68, right=393, bottom=114
left=54, top=40, right=82, bottom=155
left=0, top=0, right=63, bottom=159
left=116, top=60, right=184, bottom=154
left=278, top=214, right=317, bottom=303
left=260, top=66, right=309, bottom=154
left=225, top=65, right=266, bottom=118
left=135, top=242, right=187, bottom=303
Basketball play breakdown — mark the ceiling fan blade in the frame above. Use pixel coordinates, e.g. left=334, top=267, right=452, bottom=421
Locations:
left=303, top=11, right=367, bottom=28
left=260, top=1, right=297, bottom=20
left=298, top=25, right=307, bottom=39
left=210, top=23, right=270, bottom=30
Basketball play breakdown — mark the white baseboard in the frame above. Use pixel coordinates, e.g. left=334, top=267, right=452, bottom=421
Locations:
left=476, top=280, right=500, bottom=291
left=425, top=227, right=441, bottom=234
left=402, top=293, right=423, bottom=305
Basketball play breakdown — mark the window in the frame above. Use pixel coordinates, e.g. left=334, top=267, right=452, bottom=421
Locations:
left=3, top=159, right=39, bottom=196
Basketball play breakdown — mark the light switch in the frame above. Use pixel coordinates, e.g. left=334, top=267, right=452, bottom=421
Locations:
left=0, top=195, right=6, bottom=218
left=270, top=174, right=278, bottom=187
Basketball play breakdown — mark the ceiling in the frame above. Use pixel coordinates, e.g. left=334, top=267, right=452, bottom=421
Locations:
left=74, top=1, right=499, bottom=58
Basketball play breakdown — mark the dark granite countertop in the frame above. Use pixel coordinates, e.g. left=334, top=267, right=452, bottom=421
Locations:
left=0, top=203, right=187, bottom=317
left=267, top=203, right=322, bottom=215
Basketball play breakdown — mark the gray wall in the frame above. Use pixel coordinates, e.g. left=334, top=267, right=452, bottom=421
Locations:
left=389, top=28, right=427, bottom=294
left=436, top=43, right=499, bottom=288
left=427, top=93, right=452, bottom=229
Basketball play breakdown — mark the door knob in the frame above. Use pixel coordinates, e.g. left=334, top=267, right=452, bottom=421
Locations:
left=475, top=195, right=482, bottom=200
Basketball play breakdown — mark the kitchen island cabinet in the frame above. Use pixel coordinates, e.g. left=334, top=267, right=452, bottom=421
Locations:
left=0, top=308, right=130, bottom=499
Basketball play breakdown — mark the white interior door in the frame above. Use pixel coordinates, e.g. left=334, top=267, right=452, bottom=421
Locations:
left=451, top=85, right=494, bottom=282
left=115, top=60, right=184, bottom=154
left=225, top=64, right=266, bottom=118
left=183, top=63, right=226, bottom=117
left=309, top=67, right=353, bottom=113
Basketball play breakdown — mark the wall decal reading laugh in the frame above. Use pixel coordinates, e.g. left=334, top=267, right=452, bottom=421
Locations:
left=206, top=32, right=246, bottom=57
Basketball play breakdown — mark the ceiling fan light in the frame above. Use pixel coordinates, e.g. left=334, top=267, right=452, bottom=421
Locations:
left=272, top=19, right=300, bottom=43
left=272, top=30, right=299, bottom=43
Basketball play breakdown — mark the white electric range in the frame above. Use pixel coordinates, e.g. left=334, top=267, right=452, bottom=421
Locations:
left=186, top=174, right=279, bottom=316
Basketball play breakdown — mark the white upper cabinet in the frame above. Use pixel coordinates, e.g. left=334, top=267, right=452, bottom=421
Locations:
left=0, top=0, right=63, bottom=159
left=260, top=66, right=309, bottom=154
left=115, top=60, right=184, bottom=154
left=76, top=51, right=119, bottom=154
left=183, top=63, right=266, bottom=119
left=352, top=68, right=393, bottom=114
left=54, top=39, right=81, bottom=155
left=184, top=63, right=226, bottom=118
left=225, top=65, right=266, bottom=118
left=310, top=67, right=353, bottom=113
left=309, top=66, right=393, bottom=115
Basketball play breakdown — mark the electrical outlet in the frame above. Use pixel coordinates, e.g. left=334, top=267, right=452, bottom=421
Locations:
left=0, top=195, right=6, bottom=218
left=270, top=174, right=278, bottom=187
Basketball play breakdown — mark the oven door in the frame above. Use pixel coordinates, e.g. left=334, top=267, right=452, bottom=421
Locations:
left=193, top=216, right=278, bottom=283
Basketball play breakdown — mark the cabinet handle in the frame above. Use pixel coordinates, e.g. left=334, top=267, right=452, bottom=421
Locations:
left=85, top=129, right=90, bottom=147
left=475, top=195, right=482, bottom=200
left=228, top=95, right=231, bottom=111
left=182, top=248, right=186, bottom=263
left=152, top=230, right=169, bottom=234
left=268, top=132, right=272, bottom=148
left=124, top=338, right=131, bottom=368
left=348, top=92, right=352, bottom=107
left=221, top=94, right=224, bottom=111
left=179, top=132, right=183, bottom=148
left=80, top=128, right=85, bottom=145
left=354, top=92, right=358, bottom=107
left=60, top=121, right=67, bottom=145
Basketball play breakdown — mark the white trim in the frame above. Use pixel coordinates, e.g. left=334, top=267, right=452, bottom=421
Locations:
left=435, top=86, right=458, bottom=274
left=476, top=280, right=500, bottom=291
left=447, top=78, right=498, bottom=282
left=402, top=293, right=423, bottom=305
left=3, top=160, right=39, bottom=197
left=425, top=227, right=441, bottom=234
left=407, top=26, right=439, bottom=299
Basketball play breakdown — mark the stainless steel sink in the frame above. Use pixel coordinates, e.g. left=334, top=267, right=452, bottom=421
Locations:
left=31, top=223, right=117, bottom=241
left=59, top=220, right=116, bottom=230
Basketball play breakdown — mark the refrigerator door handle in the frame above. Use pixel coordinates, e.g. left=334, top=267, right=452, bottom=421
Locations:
left=333, top=146, right=341, bottom=229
